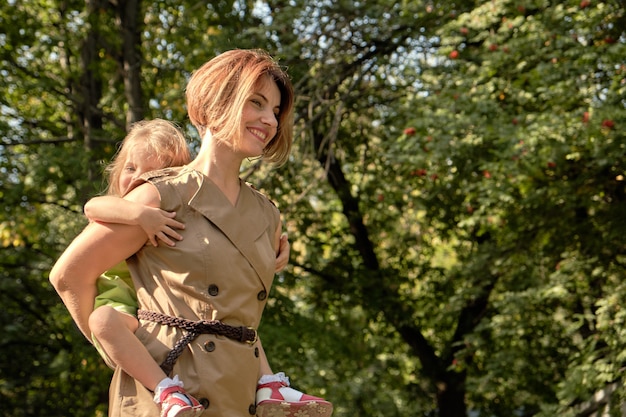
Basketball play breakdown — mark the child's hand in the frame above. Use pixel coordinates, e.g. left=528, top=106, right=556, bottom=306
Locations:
left=137, top=207, right=185, bottom=247
left=275, top=233, right=290, bottom=272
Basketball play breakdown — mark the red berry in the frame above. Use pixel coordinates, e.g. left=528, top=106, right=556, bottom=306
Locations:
left=449, top=50, right=459, bottom=59
left=580, top=0, right=590, bottom=8
left=404, top=127, right=416, bottom=136
left=601, top=119, right=615, bottom=129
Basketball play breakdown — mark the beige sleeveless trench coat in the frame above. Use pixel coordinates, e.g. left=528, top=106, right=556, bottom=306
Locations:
left=107, top=166, right=280, bottom=417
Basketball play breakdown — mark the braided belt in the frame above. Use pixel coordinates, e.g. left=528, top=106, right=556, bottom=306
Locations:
left=137, top=309, right=258, bottom=375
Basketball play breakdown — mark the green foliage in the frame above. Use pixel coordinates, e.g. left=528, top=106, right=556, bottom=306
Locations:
left=1, top=0, right=625, bottom=416
left=392, top=0, right=626, bottom=414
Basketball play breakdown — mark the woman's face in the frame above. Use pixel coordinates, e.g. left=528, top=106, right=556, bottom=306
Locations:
left=238, top=77, right=281, bottom=158
left=118, top=146, right=162, bottom=196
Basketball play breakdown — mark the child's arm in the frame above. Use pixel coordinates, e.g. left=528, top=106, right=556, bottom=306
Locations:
left=84, top=196, right=184, bottom=247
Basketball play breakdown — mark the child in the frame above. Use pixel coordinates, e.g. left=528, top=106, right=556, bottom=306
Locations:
left=86, top=119, right=204, bottom=417
left=85, top=118, right=328, bottom=417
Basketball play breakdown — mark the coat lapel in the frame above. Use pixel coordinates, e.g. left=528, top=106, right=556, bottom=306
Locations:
left=186, top=171, right=271, bottom=287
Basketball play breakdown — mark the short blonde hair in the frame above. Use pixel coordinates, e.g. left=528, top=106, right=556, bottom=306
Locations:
left=105, top=118, right=191, bottom=196
left=185, top=49, right=294, bottom=166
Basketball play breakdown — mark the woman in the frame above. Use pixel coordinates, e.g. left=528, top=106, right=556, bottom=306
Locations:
left=50, top=49, right=331, bottom=417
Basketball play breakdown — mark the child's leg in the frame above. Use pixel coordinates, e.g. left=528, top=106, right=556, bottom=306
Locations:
left=255, top=339, right=333, bottom=417
left=257, top=338, right=274, bottom=379
left=89, top=305, right=165, bottom=391
left=90, top=306, right=204, bottom=417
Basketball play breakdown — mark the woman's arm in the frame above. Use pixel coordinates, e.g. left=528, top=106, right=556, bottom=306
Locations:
left=49, top=184, right=159, bottom=339
left=84, top=196, right=184, bottom=247
left=274, top=232, right=290, bottom=273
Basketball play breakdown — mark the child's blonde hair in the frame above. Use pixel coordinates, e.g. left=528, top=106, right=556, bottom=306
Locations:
left=105, top=118, right=191, bottom=196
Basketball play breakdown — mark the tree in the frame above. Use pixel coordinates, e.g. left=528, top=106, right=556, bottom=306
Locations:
left=1, top=1, right=116, bottom=414
left=1, top=0, right=625, bottom=416
left=414, top=2, right=625, bottom=415
left=261, top=0, right=625, bottom=416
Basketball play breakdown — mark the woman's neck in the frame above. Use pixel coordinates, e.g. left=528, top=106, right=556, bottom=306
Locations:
left=189, top=139, right=243, bottom=205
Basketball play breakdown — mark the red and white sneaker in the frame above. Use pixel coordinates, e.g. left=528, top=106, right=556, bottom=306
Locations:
left=256, top=379, right=333, bottom=417
left=157, top=385, right=204, bottom=417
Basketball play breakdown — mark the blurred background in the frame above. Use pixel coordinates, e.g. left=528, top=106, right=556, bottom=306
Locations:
left=0, top=1, right=624, bottom=416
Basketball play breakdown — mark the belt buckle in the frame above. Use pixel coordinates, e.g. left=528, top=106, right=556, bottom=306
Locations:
left=246, top=327, right=258, bottom=345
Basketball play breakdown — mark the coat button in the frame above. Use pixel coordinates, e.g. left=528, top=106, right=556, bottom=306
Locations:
left=257, top=290, right=267, bottom=301
left=204, top=341, right=216, bottom=352
left=248, top=404, right=257, bottom=415
left=254, top=347, right=259, bottom=357
left=199, top=398, right=209, bottom=409
left=208, top=284, right=219, bottom=296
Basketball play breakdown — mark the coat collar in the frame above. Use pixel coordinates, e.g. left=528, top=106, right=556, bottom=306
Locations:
left=186, top=169, right=271, bottom=287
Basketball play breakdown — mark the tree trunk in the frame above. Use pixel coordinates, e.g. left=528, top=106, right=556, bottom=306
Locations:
left=116, top=0, right=144, bottom=126
left=79, top=0, right=106, bottom=202
left=437, top=372, right=468, bottom=417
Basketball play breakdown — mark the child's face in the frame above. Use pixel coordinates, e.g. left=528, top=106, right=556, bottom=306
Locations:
left=119, top=147, right=163, bottom=196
